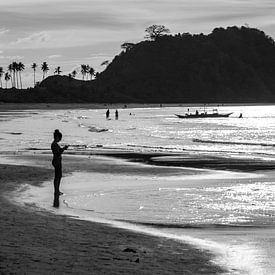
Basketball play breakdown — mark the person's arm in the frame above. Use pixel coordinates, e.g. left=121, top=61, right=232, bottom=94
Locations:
left=60, top=145, right=69, bottom=153
left=52, top=143, right=68, bottom=156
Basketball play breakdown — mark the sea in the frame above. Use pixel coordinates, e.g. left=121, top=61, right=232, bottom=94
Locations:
left=1, top=104, right=275, bottom=274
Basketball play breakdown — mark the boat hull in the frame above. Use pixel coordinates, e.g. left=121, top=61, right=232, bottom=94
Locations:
left=175, top=112, right=233, bottom=118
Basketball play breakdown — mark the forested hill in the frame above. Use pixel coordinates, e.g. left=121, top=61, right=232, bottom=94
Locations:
left=1, top=26, right=275, bottom=103
left=94, top=26, right=275, bottom=103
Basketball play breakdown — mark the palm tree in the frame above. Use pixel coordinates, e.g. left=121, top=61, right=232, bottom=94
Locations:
left=41, top=62, right=49, bottom=80
left=95, top=72, right=100, bottom=79
left=18, top=62, right=25, bottom=89
left=54, top=66, right=62, bottom=75
left=86, top=65, right=90, bottom=80
left=12, top=62, right=19, bottom=88
left=31, top=63, right=37, bottom=87
left=8, top=64, right=14, bottom=88
left=4, top=72, right=11, bottom=89
left=0, top=67, right=3, bottom=88
left=88, top=66, right=95, bottom=80
left=71, top=70, right=77, bottom=78
left=80, top=64, right=87, bottom=80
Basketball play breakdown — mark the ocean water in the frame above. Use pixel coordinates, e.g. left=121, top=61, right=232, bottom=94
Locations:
left=1, top=105, right=275, bottom=156
left=1, top=104, right=275, bottom=274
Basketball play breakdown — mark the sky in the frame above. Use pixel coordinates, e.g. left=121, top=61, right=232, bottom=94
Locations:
left=0, top=0, right=275, bottom=88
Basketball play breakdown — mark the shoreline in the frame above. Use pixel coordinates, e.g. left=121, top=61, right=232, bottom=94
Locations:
left=0, top=102, right=275, bottom=111
left=0, top=153, right=226, bottom=274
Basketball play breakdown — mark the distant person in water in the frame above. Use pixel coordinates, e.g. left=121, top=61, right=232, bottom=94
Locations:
left=239, top=113, right=243, bottom=118
left=106, top=109, right=110, bottom=119
left=115, top=109, right=118, bottom=120
left=51, top=129, right=68, bottom=197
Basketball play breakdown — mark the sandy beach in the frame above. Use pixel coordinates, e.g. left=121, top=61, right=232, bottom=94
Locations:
left=0, top=153, right=225, bottom=274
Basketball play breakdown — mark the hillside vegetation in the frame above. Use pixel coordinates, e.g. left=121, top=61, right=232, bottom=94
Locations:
left=1, top=26, right=275, bottom=103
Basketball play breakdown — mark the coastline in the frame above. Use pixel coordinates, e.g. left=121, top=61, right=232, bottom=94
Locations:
left=0, top=153, right=226, bottom=274
left=1, top=102, right=275, bottom=112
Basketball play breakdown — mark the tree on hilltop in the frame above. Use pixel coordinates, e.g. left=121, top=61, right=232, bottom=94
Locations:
left=71, top=70, right=77, bottom=78
left=88, top=67, right=95, bottom=80
left=41, top=62, right=49, bottom=80
left=121, top=42, right=135, bottom=51
left=54, top=66, right=62, bottom=75
left=80, top=64, right=88, bottom=80
left=86, top=65, right=90, bottom=80
left=145, top=25, right=170, bottom=40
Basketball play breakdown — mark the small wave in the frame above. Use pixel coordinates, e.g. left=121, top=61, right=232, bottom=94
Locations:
left=67, top=144, right=88, bottom=150
left=25, top=147, right=49, bottom=150
left=63, top=199, right=94, bottom=212
left=78, top=123, right=108, bottom=133
left=193, top=138, right=275, bottom=147
left=88, top=126, right=108, bottom=133
left=118, top=220, right=266, bottom=230
left=127, top=144, right=184, bottom=151
left=5, top=132, right=23, bottom=135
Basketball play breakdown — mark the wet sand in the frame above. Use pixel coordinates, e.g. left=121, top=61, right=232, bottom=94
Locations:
left=0, top=153, right=225, bottom=274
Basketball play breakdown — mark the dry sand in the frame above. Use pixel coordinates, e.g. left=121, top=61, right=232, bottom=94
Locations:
left=0, top=153, right=225, bottom=274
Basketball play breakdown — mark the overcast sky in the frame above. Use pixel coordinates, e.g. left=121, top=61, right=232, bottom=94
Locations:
left=0, top=0, right=275, bottom=87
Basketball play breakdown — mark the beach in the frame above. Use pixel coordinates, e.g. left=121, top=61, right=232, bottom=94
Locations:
left=1, top=104, right=275, bottom=274
left=0, top=153, right=224, bottom=274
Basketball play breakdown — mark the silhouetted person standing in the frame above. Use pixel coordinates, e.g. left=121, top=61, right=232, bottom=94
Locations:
left=106, top=109, right=110, bottom=119
left=115, top=109, right=118, bottom=120
left=51, top=129, right=68, bottom=200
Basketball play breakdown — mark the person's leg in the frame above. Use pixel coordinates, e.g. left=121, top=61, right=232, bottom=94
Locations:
left=54, top=165, right=62, bottom=194
left=54, top=167, right=59, bottom=194
left=57, top=165, right=62, bottom=194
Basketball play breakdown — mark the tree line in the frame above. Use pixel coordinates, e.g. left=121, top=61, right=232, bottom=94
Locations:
left=1, top=25, right=275, bottom=103
left=0, top=25, right=173, bottom=90
left=0, top=62, right=97, bottom=89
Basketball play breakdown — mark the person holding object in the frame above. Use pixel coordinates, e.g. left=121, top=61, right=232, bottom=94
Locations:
left=51, top=129, right=69, bottom=196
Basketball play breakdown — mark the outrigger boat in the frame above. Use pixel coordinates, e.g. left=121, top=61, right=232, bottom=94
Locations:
left=175, top=109, right=233, bottom=118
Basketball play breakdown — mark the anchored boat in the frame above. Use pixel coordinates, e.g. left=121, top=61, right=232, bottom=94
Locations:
left=175, top=109, right=233, bottom=118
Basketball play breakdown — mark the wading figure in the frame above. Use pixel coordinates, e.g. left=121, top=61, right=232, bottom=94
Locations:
left=51, top=129, right=68, bottom=199
left=106, top=109, right=110, bottom=119
left=115, top=109, right=118, bottom=120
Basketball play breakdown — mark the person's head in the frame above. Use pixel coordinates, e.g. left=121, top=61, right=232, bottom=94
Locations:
left=53, top=129, right=62, bottom=141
